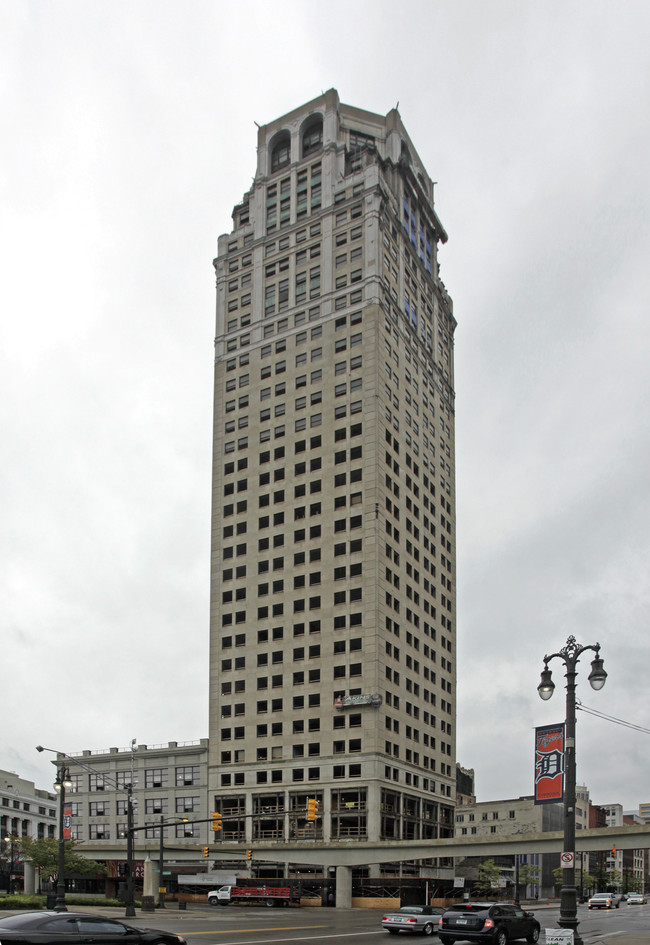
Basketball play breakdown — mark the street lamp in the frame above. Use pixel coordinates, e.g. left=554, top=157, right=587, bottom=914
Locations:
left=37, top=744, right=137, bottom=918
left=538, top=635, right=607, bottom=945
left=3, top=835, right=15, bottom=894
left=52, top=765, right=73, bottom=912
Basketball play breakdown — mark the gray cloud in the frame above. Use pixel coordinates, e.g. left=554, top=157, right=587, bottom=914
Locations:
left=2, top=0, right=649, bottom=810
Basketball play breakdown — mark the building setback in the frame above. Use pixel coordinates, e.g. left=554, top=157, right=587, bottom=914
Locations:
left=209, top=90, right=457, bottom=875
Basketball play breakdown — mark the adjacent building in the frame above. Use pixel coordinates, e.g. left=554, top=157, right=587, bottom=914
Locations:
left=1, top=769, right=57, bottom=891
left=601, top=803, right=624, bottom=883
left=209, top=89, right=457, bottom=875
left=454, top=793, right=588, bottom=899
left=58, top=740, right=209, bottom=878
left=1, top=769, right=56, bottom=842
left=637, top=802, right=650, bottom=824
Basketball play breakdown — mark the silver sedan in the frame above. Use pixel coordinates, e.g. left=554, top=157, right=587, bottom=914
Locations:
left=382, top=905, right=447, bottom=936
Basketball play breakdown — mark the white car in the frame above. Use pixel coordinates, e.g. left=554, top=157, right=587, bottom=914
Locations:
left=626, top=894, right=647, bottom=905
left=588, top=892, right=621, bottom=909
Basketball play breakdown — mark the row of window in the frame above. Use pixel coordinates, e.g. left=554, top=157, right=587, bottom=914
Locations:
left=221, top=614, right=364, bottom=652
left=259, top=330, right=363, bottom=363
left=266, top=165, right=322, bottom=231
left=224, top=359, right=362, bottom=409
left=269, top=122, right=322, bottom=172
left=456, top=809, right=517, bottom=822
left=220, top=660, right=363, bottom=678
left=226, top=223, right=320, bottom=267
left=74, top=796, right=201, bottom=817
left=224, top=227, right=363, bottom=329
left=382, top=304, right=455, bottom=494
left=0, top=816, right=54, bottom=839
left=59, top=766, right=202, bottom=793
left=68, top=822, right=202, bottom=841
left=224, top=356, right=362, bottom=399
left=219, top=765, right=362, bottom=788
left=0, top=797, right=53, bottom=815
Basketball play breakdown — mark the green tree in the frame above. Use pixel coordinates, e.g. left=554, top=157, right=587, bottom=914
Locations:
left=623, top=873, right=642, bottom=894
left=517, top=863, right=539, bottom=896
left=553, top=866, right=597, bottom=894
left=475, top=859, right=503, bottom=896
left=17, top=836, right=106, bottom=880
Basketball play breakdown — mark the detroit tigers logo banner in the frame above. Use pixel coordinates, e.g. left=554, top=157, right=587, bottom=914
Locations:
left=63, top=802, right=72, bottom=840
left=534, top=724, right=565, bottom=804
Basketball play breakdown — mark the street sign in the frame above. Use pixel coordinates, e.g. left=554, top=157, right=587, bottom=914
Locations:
left=560, top=852, right=575, bottom=869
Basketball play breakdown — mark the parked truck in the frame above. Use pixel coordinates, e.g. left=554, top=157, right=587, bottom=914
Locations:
left=208, top=884, right=300, bottom=907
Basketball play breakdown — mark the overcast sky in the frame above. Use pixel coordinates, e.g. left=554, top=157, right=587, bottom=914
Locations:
left=2, top=1, right=650, bottom=814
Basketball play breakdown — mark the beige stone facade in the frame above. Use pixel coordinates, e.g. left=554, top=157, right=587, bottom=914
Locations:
left=60, top=740, right=209, bottom=852
left=209, top=90, right=457, bottom=873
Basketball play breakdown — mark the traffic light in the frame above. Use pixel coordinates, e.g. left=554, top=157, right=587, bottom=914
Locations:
left=611, top=845, right=616, bottom=857
left=307, top=798, right=320, bottom=821
left=212, top=811, right=222, bottom=832
left=203, top=846, right=210, bottom=858
left=247, top=849, right=252, bottom=860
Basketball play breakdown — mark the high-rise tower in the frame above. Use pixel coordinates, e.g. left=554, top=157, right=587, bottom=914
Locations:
left=209, top=90, right=457, bottom=873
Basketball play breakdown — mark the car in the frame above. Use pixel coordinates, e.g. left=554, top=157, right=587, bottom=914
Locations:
left=0, top=911, right=187, bottom=943
left=626, top=894, right=647, bottom=905
left=438, top=902, right=540, bottom=945
left=382, top=905, right=447, bottom=935
left=588, top=892, right=622, bottom=909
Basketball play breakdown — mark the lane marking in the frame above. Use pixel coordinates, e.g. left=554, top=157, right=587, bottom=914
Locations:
left=184, top=930, right=380, bottom=941
left=183, top=926, right=327, bottom=937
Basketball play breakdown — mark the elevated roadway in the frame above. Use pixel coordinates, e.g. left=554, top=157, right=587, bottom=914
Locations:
left=200, top=822, right=650, bottom=868
left=86, top=822, right=650, bottom=867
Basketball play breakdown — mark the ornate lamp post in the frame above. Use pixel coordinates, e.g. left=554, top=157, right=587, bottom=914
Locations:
left=52, top=765, right=73, bottom=911
left=37, top=744, right=137, bottom=918
left=538, top=636, right=607, bottom=945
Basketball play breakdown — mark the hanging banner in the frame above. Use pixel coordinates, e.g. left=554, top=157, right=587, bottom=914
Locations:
left=63, top=802, right=72, bottom=840
left=534, top=723, right=565, bottom=804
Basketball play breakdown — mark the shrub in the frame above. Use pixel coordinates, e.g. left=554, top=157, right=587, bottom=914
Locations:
left=0, top=894, right=44, bottom=910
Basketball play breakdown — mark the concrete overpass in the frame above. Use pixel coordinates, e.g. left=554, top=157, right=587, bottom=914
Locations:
left=97, top=821, right=649, bottom=867
left=73, top=823, right=650, bottom=908
left=200, top=823, right=650, bottom=866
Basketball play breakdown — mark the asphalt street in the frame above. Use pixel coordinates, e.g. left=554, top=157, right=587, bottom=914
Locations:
left=8, top=900, right=647, bottom=945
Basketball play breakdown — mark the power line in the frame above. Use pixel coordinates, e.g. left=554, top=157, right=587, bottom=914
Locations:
left=577, top=700, right=650, bottom=735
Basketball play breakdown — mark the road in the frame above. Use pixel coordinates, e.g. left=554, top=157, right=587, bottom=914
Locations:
left=119, top=901, right=650, bottom=945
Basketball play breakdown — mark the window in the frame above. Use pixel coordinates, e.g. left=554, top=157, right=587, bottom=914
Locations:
left=302, top=118, right=323, bottom=157
left=271, top=137, right=290, bottom=173
left=145, top=768, right=168, bottom=788
left=176, top=766, right=200, bottom=787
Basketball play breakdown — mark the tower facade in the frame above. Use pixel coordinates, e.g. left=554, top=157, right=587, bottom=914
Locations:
left=209, top=90, right=457, bottom=871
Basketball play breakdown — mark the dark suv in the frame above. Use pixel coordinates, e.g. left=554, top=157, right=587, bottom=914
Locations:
left=439, top=903, right=540, bottom=945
